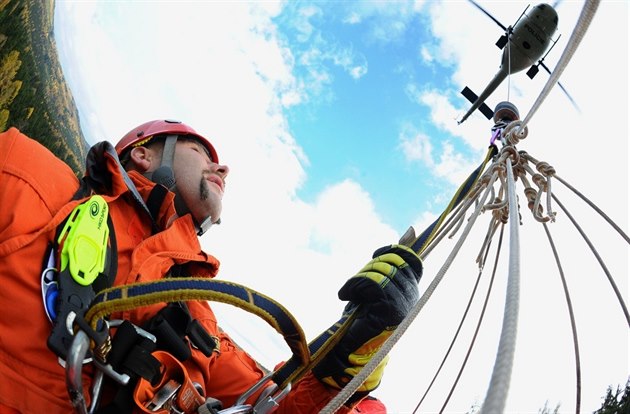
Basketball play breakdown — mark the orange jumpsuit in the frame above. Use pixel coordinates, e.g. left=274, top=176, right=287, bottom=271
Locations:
left=0, top=128, right=360, bottom=413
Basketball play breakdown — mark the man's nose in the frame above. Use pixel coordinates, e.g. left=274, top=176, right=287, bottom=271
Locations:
left=213, top=163, right=229, bottom=180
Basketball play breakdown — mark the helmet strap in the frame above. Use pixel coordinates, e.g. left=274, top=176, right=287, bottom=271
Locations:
left=145, top=134, right=215, bottom=235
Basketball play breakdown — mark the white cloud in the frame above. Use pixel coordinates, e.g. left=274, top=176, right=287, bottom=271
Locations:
left=343, top=11, right=361, bottom=25
left=294, top=4, right=322, bottom=42
left=399, top=123, right=433, bottom=164
left=420, top=44, right=433, bottom=64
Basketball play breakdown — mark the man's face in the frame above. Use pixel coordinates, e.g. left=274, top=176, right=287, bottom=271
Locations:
left=171, top=139, right=229, bottom=225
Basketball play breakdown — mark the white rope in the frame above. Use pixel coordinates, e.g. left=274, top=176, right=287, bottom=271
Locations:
left=319, top=166, right=501, bottom=413
left=519, top=0, right=601, bottom=132
left=480, top=155, right=521, bottom=414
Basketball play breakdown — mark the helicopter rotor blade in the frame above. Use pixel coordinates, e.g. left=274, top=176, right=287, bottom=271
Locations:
left=467, top=0, right=508, bottom=32
left=540, top=61, right=581, bottom=112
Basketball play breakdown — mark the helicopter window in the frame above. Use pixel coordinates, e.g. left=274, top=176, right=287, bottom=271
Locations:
left=522, top=41, right=531, bottom=50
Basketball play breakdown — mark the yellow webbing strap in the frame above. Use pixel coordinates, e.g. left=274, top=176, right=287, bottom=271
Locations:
left=85, top=277, right=309, bottom=366
left=409, top=145, right=497, bottom=254
left=272, top=309, right=355, bottom=389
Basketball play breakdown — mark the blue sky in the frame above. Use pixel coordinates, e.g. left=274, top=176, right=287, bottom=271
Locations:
left=281, top=1, right=453, bottom=231
left=54, top=1, right=627, bottom=413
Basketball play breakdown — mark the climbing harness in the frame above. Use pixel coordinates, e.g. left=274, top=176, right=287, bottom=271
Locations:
left=65, top=279, right=304, bottom=414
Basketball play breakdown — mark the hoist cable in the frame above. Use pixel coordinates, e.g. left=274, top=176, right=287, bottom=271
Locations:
left=480, top=156, right=521, bottom=414
left=506, top=25, right=512, bottom=103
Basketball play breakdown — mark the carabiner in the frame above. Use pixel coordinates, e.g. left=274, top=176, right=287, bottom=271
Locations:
left=231, top=372, right=291, bottom=414
left=66, top=329, right=92, bottom=414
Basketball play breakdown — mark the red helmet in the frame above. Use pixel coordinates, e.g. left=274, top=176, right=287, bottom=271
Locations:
left=115, top=119, right=219, bottom=163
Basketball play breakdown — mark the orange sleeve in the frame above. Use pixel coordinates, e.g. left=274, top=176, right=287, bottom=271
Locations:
left=183, top=300, right=268, bottom=408
left=276, top=372, right=356, bottom=414
left=183, top=300, right=358, bottom=413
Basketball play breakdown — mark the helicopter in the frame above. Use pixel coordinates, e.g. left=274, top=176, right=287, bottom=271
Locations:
left=458, top=2, right=575, bottom=124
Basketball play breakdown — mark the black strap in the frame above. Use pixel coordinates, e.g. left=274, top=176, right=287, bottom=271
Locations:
left=145, top=184, right=170, bottom=232
left=109, top=321, right=161, bottom=383
left=143, top=307, right=192, bottom=362
left=95, top=322, right=161, bottom=414
left=143, top=302, right=218, bottom=360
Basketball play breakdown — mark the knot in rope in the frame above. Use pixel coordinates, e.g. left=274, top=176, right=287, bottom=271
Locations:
left=492, top=204, right=509, bottom=224
left=492, top=160, right=508, bottom=178
left=532, top=173, right=548, bottom=192
left=500, top=146, right=520, bottom=169
left=502, top=120, right=528, bottom=146
left=513, top=164, right=527, bottom=182
left=524, top=187, right=537, bottom=204
left=536, top=161, right=556, bottom=176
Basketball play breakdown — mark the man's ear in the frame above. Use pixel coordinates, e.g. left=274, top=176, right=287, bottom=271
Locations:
left=129, top=146, right=154, bottom=172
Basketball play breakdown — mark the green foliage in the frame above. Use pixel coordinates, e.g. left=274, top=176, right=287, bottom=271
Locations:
left=0, top=0, right=88, bottom=176
left=0, top=108, right=8, bottom=131
left=594, top=379, right=630, bottom=414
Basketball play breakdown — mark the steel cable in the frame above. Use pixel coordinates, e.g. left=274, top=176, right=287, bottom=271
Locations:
left=542, top=222, right=582, bottom=414
left=552, top=194, right=630, bottom=326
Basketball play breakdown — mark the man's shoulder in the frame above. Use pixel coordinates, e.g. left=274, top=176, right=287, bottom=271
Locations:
left=1, top=127, right=79, bottom=211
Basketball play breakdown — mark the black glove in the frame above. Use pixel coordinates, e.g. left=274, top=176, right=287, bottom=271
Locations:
left=313, top=244, right=422, bottom=393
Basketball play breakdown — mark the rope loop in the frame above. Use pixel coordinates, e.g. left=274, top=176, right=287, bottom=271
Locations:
left=532, top=173, right=548, bottom=191
left=513, top=164, right=527, bottom=182
left=524, top=187, right=537, bottom=204
left=491, top=161, right=507, bottom=178
left=500, top=146, right=520, bottom=167
left=492, top=205, right=509, bottom=224
left=502, top=120, right=528, bottom=146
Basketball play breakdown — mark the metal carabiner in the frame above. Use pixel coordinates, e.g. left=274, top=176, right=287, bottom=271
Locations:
left=67, top=319, right=157, bottom=414
left=228, top=372, right=291, bottom=414
left=251, top=382, right=291, bottom=414
left=66, top=329, right=93, bottom=414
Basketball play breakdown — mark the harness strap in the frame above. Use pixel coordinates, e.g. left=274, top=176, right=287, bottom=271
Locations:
left=143, top=302, right=218, bottom=361
left=85, top=278, right=310, bottom=367
left=95, top=321, right=161, bottom=414
left=145, top=184, right=170, bottom=229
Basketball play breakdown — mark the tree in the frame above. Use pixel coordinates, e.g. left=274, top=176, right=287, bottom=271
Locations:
left=0, top=109, right=9, bottom=131
left=594, top=380, right=630, bottom=414
left=538, top=401, right=561, bottom=414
